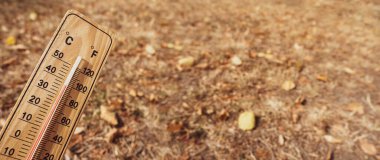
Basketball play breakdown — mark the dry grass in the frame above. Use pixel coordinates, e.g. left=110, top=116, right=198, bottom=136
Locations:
left=0, top=0, right=379, bottom=159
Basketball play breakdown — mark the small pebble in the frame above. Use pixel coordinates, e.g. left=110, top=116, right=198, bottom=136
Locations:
left=129, top=89, right=137, bottom=97
left=324, top=135, right=343, bottom=144
left=178, top=56, right=195, bottom=68
left=343, top=67, right=355, bottom=74
left=29, top=12, right=38, bottom=21
left=238, top=111, right=255, bottom=131
left=145, top=44, right=155, bottom=55
left=231, top=55, right=242, bottom=66
left=74, top=127, right=85, bottom=134
left=281, top=80, right=296, bottom=91
left=278, top=135, right=285, bottom=145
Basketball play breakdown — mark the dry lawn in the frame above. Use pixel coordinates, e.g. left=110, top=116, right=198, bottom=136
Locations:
left=1, top=0, right=380, bottom=159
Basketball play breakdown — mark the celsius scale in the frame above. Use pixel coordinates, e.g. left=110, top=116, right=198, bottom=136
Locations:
left=0, top=10, right=113, bottom=160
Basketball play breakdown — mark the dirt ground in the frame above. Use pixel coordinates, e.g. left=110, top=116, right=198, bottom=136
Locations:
left=1, top=0, right=380, bottom=159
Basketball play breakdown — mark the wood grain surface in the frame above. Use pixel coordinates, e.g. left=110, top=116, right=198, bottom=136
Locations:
left=0, top=10, right=113, bottom=160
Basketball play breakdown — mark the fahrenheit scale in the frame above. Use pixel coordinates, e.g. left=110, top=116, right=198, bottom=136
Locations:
left=0, top=10, right=113, bottom=160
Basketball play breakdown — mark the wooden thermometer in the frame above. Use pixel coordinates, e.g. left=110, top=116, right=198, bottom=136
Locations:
left=0, top=10, right=113, bottom=160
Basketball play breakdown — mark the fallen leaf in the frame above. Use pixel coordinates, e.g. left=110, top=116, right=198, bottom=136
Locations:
left=316, top=74, right=328, bottom=82
left=108, top=97, right=123, bottom=109
left=115, top=83, right=123, bottom=89
left=195, top=62, right=208, bottom=69
left=326, top=147, right=334, bottom=160
left=238, top=111, right=255, bottom=131
left=166, top=43, right=175, bottom=48
left=255, top=147, right=270, bottom=159
left=119, top=126, right=135, bottom=136
left=148, top=93, right=157, bottom=101
left=105, top=128, right=118, bottom=143
left=74, top=127, right=85, bottom=134
left=29, top=11, right=38, bottom=21
left=206, top=108, right=214, bottom=115
left=231, top=55, right=242, bottom=66
left=294, top=60, right=304, bottom=72
left=218, top=109, right=230, bottom=120
left=293, top=43, right=303, bottom=52
left=164, top=42, right=183, bottom=50
left=145, top=44, right=155, bottom=55
left=129, top=89, right=137, bottom=97
left=345, top=102, right=364, bottom=115
left=173, top=45, right=183, bottom=51
left=278, top=135, right=285, bottom=145
left=324, top=135, right=343, bottom=144
left=343, top=67, right=356, bottom=74
left=257, top=52, right=284, bottom=64
left=68, top=134, right=83, bottom=149
left=1, top=57, right=17, bottom=67
left=292, top=111, right=300, bottom=123
left=137, top=91, right=144, bottom=97
left=179, top=154, right=190, bottom=160
left=0, top=119, right=5, bottom=128
left=196, top=107, right=203, bottom=115
left=295, top=95, right=307, bottom=105
left=167, top=122, right=183, bottom=133
left=298, top=76, right=310, bottom=85
left=359, top=139, right=377, bottom=155
left=1, top=26, right=8, bottom=32
left=249, top=51, right=257, bottom=58
left=282, top=80, right=296, bottom=91
left=178, top=56, right=195, bottom=68
left=100, top=105, right=118, bottom=125
left=5, top=36, right=16, bottom=46
left=8, top=44, right=27, bottom=51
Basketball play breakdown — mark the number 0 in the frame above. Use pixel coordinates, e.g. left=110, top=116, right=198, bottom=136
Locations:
left=14, top=130, right=21, bottom=137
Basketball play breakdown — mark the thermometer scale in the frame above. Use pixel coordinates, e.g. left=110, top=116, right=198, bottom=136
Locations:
left=0, top=10, right=113, bottom=160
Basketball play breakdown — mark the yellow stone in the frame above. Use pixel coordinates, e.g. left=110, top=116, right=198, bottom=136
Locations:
left=281, top=80, right=296, bottom=91
left=5, top=36, right=16, bottom=46
left=238, top=111, right=255, bottom=131
left=231, top=55, right=242, bottom=66
left=178, top=56, right=195, bottom=67
left=29, top=12, right=38, bottom=21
